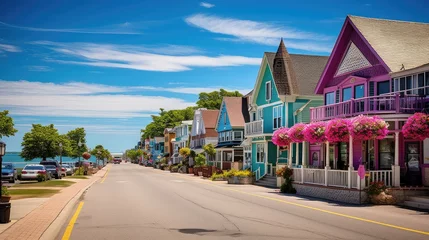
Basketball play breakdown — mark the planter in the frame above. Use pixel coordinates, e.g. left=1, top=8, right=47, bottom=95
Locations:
left=227, top=176, right=253, bottom=185
left=0, top=196, right=11, bottom=203
left=198, top=172, right=203, bottom=176
left=369, top=192, right=396, bottom=205
left=276, top=177, right=285, bottom=187
left=212, top=177, right=226, bottom=181
left=188, top=168, right=194, bottom=174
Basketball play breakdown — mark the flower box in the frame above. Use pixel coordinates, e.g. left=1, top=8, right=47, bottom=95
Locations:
left=349, top=115, right=388, bottom=141
left=326, top=118, right=351, bottom=143
left=227, top=176, right=253, bottom=185
left=303, top=122, right=327, bottom=143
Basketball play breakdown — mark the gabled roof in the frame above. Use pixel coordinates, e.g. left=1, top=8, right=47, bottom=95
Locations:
left=201, top=110, right=219, bottom=129
left=349, top=15, right=429, bottom=73
left=222, top=97, right=249, bottom=128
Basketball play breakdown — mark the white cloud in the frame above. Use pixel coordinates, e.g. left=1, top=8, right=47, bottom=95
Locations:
left=32, top=41, right=261, bottom=72
left=0, top=43, right=21, bottom=53
left=0, top=21, right=143, bottom=35
left=28, top=66, right=53, bottom=72
left=15, top=123, right=141, bottom=135
left=200, top=2, right=215, bottom=8
left=185, top=14, right=333, bottom=52
left=135, top=86, right=251, bottom=95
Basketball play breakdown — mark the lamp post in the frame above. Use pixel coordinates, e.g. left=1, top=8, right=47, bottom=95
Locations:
left=59, top=143, right=63, bottom=165
left=78, top=140, right=82, bottom=175
left=0, top=141, right=6, bottom=200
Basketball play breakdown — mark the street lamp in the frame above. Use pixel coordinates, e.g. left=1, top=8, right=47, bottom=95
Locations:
left=0, top=141, right=6, bottom=200
left=59, top=143, right=63, bottom=165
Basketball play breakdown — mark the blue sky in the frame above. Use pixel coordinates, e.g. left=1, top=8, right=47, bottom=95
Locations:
left=0, top=0, right=428, bottom=152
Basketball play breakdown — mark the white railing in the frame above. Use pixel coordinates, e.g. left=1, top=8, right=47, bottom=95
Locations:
left=303, top=168, right=325, bottom=185
left=254, top=168, right=261, bottom=181
left=293, top=168, right=303, bottom=183
left=369, top=170, right=393, bottom=187
left=327, top=170, right=349, bottom=188
left=351, top=171, right=358, bottom=189
left=245, top=120, right=263, bottom=136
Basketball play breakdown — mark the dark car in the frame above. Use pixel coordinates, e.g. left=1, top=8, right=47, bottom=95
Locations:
left=40, top=160, right=62, bottom=179
left=2, top=163, right=18, bottom=183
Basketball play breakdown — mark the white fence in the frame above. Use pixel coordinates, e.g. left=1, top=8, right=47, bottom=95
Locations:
left=293, top=168, right=303, bottom=183
left=369, top=170, right=393, bottom=187
left=303, top=168, right=325, bottom=185
left=327, top=170, right=349, bottom=188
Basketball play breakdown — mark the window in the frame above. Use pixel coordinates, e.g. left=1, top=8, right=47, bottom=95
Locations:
left=393, top=73, right=427, bottom=95
left=342, top=87, right=352, bottom=101
left=377, top=81, right=390, bottom=95
left=273, top=105, right=282, bottom=130
left=252, top=112, right=256, bottom=121
left=257, top=109, right=263, bottom=120
left=325, top=92, right=335, bottom=105
left=265, top=82, right=272, bottom=101
left=226, top=131, right=230, bottom=141
left=233, top=131, right=242, bottom=141
left=256, top=143, right=265, bottom=163
left=354, top=84, right=364, bottom=99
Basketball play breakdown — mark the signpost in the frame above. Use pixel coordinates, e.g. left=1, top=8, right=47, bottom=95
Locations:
left=357, top=165, right=366, bottom=204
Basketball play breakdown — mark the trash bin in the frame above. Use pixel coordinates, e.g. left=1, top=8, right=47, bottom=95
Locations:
left=0, top=202, right=11, bottom=224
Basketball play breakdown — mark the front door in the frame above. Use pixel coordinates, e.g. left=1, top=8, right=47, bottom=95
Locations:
left=405, top=142, right=422, bottom=186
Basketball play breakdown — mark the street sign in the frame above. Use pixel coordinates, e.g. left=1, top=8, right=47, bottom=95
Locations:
left=357, top=165, right=365, bottom=180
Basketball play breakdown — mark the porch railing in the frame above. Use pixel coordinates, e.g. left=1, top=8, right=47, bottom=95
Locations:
left=369, top=170, right=393, bottom=187
left=303, top=168, right=325, bottom=185
left=254, top=168, right=261, bottom=181
left=310, top=94, right=425, bottom=122
left=293, top=168, right=303, bottom=183
left=327, top=170, right=349, bottom=188
left=245, top=120, right=263, bottom=136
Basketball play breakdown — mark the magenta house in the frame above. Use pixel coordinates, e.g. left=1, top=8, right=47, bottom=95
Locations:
left=284, top=16, right=429, bottom=203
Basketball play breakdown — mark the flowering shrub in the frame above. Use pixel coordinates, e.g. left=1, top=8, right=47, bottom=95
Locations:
left=303, top=122, right=327, bottom=143
left=82, top=152, right=91, bottom=160
left=402, top=113, right=429, bottom=141
left=272, top=128, right=291, bottom=147
left=349, top=115, right=389, bottom=141
left=326, top=118, right=351, bottom=143
left=279, top=166, right=296, bottom=194
left=367, top=181, right=387, bottom=195
left=288, top=123, right=307, bottom=143
left=276, top=166, right=286, bottom=177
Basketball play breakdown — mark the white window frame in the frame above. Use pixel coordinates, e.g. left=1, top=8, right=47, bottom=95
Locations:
left=257, top=108, right=263, bottom=120
left=265, top=82, right=272, bottom=101
left=273, top=105, right=282, bottom=130
left=256, top=143, right=265, bottom=163
left=226, top=131, right=230, bottom=141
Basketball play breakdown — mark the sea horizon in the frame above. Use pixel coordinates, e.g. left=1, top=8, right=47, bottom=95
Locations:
left=2, top=152, right=98, bottom=168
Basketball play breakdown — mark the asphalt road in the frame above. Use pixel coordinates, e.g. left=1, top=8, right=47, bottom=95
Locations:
left=58, top=163, right=429, bottom=240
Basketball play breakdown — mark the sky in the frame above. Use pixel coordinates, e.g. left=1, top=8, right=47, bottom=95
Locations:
left=0, top=0, right=428, bottom=152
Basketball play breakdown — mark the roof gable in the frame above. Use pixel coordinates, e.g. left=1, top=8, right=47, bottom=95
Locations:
left=255, top=63, right=281, bottom=106
left=335, top=42, right=372, bottom=76
left=215, top=100, right=232, bottom=132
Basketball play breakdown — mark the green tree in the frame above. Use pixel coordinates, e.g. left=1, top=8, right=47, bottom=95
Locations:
left=58, top=134, right=73, bottom=157
left=21, top=124, right=62, bottom=161
left=91, top=145, right=112, bottom=165
left=66, top=128, right=87, bottom=159
left=0, top=110, right=18, bottom=138
left=196, top=89, right=243, bottom=110
left=203, top=143, right=216, bottom=162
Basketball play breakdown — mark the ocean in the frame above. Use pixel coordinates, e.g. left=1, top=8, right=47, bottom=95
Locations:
left=1, top=152, right=98, bottom=168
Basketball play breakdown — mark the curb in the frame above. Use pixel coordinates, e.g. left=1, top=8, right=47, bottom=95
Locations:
left=39, top=168, right=108, bottom=240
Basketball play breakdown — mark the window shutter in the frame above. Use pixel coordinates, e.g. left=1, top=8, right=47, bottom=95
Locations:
left=335, top=90, right=340, bottom=103
left=369, top=82, right=375, bottom=96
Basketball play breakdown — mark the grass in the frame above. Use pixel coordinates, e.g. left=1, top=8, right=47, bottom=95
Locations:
left=13, top=180, right=76, bottom=188
left=65, top=175, right=89, bottom=179
left=9, top=189, right=60, bottom=200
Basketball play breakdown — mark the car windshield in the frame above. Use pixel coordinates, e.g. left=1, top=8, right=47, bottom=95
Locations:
left=24, top=166, right=44, bottom=170
left=2, top=164, right=13, bottom=169
left=45, top=165, right=57, bottom=169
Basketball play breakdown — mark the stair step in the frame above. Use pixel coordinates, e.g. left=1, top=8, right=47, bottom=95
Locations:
left=403, top=201, right=429, bottom=210
left=408, top=196, right=429, bottom=205
left=254, top=181, right=277, bottom=188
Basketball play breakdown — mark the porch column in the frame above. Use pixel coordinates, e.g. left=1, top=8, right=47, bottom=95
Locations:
left=220, top=150, right=223, bottom=170
left=288, top=143, right=293, bottom=167
left=348, top=135, right=354, bottom=189
left=302, top=142, right=307, bottom=167
left=296, top=143, right=300, bottom=166
left=325, top=142, right=330, bottom=186
left=392, top=132, right=401, bottom=187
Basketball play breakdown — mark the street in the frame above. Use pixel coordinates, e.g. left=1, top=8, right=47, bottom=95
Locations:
left=58, top=163, right=429, bottom=240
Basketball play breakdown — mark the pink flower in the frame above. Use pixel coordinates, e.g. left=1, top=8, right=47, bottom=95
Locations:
left=288, top=123, right=307, bottom=143
left=349, top=115, right=389, bottom=141
left=273, top=128, right=291, bottom=147
left=326, top=118, right=351, bottom=143
left=402, top=113, right=429, bottom=140
left=303, top=122, right=327, bottom=143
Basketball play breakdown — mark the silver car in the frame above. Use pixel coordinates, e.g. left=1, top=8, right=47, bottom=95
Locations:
left=61, top=164, right=73, bottom=176
left=21, top=164, right=52, bottom=181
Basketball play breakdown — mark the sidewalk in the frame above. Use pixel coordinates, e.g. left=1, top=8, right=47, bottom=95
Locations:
left=0, top=167, right=108, bottom=240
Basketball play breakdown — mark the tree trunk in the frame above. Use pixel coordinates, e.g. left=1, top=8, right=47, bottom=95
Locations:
left=42, top=157, right=47, bottom=161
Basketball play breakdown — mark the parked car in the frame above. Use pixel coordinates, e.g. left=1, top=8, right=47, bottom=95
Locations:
left=1, top=163, right=18, bottom=183
left=21, top=164, right=51, bottom=181
left=61, top=164, right=73, bottom=176
left=113, top=158, right=121, bottom=164
left=40, top=160, right=62, bottom=179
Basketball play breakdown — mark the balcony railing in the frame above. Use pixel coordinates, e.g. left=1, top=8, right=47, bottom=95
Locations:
left=245, top=120, right=263, bottom=136
left=310, top=94, right=426, bottom=122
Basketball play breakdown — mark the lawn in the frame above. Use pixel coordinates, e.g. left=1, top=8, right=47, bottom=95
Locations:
left=65, top=175, right=89, bottom=179
left=9, top=189, right=60, bottom=200
left=14, top=180, right=76, bottom=188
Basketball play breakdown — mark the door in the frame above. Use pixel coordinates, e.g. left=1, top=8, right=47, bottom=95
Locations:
left=405, top=142, right=422, bottom=186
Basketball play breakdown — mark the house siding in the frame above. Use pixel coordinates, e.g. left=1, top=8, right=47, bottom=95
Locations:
left=217, top=102, right=232, bottom=132
left=256, top=65, right=281, bottom=106
left=251, top=142, right=265, bottom=176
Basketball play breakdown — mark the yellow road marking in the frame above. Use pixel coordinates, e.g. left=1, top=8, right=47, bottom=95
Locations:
left=100, top=168, right=109, bottom=184
left=171, top=173, right=429, bottom=236
left=61, top=201, right=84, bottom=240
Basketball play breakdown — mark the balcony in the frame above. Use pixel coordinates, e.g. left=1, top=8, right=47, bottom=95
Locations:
left=245, top=120, right=263, bottom=136
left=310, top=95, right=426, bottom=122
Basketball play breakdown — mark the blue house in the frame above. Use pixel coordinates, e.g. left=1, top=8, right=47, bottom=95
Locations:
left=245, top=39, right=328, bottom=186
left=151, top=137, right=164, bottom=162
left=212, top=97, right=250, bottom=170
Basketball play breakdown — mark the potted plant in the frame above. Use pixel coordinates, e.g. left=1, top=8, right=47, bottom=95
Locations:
left=326, top=118, right=351, bottom=143
left=402, top=113, right=429, bottom=140
left=1, top=186, right=11, bottom=203
left=280, top=166, right=296, bottom=194
left=225, top=169, right=253, bottom=184
left=349, top=115, right=389, bottom=141
left=272, top=127, right=292, bottom=147
left=188, top=150, right=196, bottom=174
left=276, top=166, right=286, bottom=187
left=303, top=122, right=327, bottom=144
left=195, top=154, right=206, bottom=176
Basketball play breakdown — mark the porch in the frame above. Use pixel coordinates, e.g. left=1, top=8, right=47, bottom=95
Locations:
left=209, top=147, right=244, bottom=170
left=245, top=120, right=263, bottom=136
left=310, top=94, right=426, bottom=122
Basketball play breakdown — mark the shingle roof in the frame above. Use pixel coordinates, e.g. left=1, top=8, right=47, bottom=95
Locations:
left=265, top=52, right=328, bottom=96
left=349, top=15, right=429, bottom=73
left=201, top=110, right=219, bottom=129
left=223, top=97, right=249, bottom=128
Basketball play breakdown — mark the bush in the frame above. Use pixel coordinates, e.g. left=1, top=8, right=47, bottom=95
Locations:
left=280, top=183, right=296, bottom=194
left=179, top=147, right=191, bottom=157
left=279, top=166, right=296, bottom=194
left=195, top=154, right=206, bottom=167
left=74, top=167, right=85, bottom=176
left=223, top=169, right=252, bottom=178
left=210, top=173, right=225, bottom=181
left=1, top=186, right=9, bottom=196
left=367, top=181, right=387, bottom=195
left=171, top=166, right=179, bottom=172
left=37, top=174, right=46, bottom=182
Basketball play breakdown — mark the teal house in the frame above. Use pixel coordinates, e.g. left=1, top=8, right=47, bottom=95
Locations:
left=245, top=39, right=328, bottom=186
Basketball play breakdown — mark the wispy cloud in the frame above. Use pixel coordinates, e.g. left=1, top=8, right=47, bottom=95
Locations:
left=200, top=2, right=215, bottom=8
left=27, top=66, right=53, bottom=72
left=134, top=86, right=251, bottom=95
left=185, top=14, right=333, bottom=52
left=0, top=21, right=143, bottom=35
left=32, top=41, right=261, bottom=72
left=15, top=123, right=141, bottom=135
left=0, top=43, right=21, bottom=53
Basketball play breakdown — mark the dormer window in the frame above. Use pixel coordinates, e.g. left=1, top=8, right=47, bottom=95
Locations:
left=265, top=82, right=271, bottom=101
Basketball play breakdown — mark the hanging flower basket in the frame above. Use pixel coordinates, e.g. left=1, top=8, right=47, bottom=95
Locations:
left=272, top=128, right=291, bottom=147
left=288, top=123, right=307, bottom=143
left=82, top=152, right=91, bottom=160
left=303, top=122, right=327, bottom=143
left=402, top=113, right=429, bottom=141
left=326, top=118, right=351, bottom=143
left=349, top=115, right=389, bottom=141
